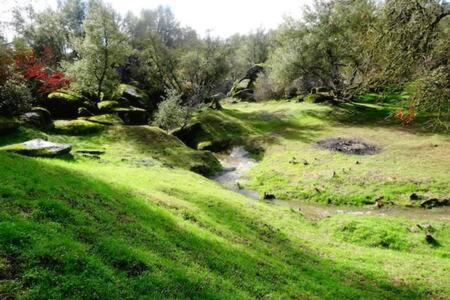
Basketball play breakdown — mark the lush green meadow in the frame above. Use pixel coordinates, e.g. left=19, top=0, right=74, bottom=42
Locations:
left=0, top=100, right=449, bottom=299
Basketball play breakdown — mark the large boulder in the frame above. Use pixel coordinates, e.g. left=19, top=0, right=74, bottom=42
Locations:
left=228, top=65, right=265, bottom=101
left=97, top=101, right=120, bottom=113
left=43, top=91, right=90, bottom=119
left=171, top=122, right=206, bottom=149
left=53, top=119, right=105, bottom=135
left=112, top=107, right=148, bottom=125
left=0, top=117, right=19, bottom=135
left=0, top=139, right=72, bottom=157
left=113, top=84, right=153, bottom=111
left=82, top=114, right=124, bottom=126
left=20, top=107, right=52, bottom=129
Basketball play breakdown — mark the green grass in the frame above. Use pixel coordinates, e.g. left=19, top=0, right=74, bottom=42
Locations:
left=203, top=101, right=450, bottom=206
left=0, top=152, right=449, bottom=298
left=0, top=100, right=449, bottom=298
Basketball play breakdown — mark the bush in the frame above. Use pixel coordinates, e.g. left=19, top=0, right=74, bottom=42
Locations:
left=254, top=73, right=281, bottom=101
left=0, top=77, right=33, bottom=116
left=409, top=66, right=450, bottom=128
left=153, top=90, right=189, bottom=131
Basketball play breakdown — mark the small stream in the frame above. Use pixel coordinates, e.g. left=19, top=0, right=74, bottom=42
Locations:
left=213, top=147, right=450, bottom=221
left=213, top=147, right=260, bottom=199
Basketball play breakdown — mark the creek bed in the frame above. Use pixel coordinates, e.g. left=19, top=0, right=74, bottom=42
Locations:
left=213, top=147, right=450, bottom=221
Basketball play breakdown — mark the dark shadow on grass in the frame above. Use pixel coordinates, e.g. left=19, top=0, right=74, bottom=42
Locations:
left=0, top=153, right=429, bottom=299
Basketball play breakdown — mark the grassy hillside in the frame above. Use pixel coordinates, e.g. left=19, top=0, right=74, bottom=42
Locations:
left=195, top=101, right=450, bottom=206
left=0, top=101, right=449, bottom=299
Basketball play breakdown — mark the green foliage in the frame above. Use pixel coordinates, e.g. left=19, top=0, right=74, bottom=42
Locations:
left=64, top=0, right=130, bottom=100
left=267, top=0, right=377, bottom=97
left=409, top=66, right=450, bottom=128
left=0, top=76, right=33, bottom=116
left=153, top=90, right=189, bottom=131
left=179, top=36, right=230, bottom=101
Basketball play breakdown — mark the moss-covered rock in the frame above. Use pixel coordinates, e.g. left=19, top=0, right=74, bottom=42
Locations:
left=0, top=139, right=71, bottom=157
left=82, top=114, right=124, bottom=126
left=43, top=91, right=91, bottom=119
left=112, top=107, right=148, bottom=125
left=78, top=107, right=93, bottom=117
left=228, top=65, right=265, bottom=101
left=197, top=140, right=231, bottom=152
left=97, top=101, right=119, bottom=112
left=0, top=117, right=19, bottom=135
left=31, top=107, right=51, bottom=122
left=113, top=84, right=153, bottom=110
left=53, top=119, right=105, bottom=135
left=20, top=107, right=52, bottom=129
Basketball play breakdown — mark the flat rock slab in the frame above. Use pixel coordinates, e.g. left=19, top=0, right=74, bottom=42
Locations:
left=0, top=139, right=72, bottom=157
left=317, top=137, right=380, bottom=155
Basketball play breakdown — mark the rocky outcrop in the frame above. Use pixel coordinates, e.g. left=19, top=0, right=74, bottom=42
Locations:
left=113, top=84, right=153, bottom=111
left=228, top=65, right=265, bottom=101
left=82, top=114, right=124, bottom=126
left=97, top=101, right=119, bottom=113
left=0, top=139, right=72, bottom=157
left=112, top=107, right=148, bottom=125
left=43, top=91, right=90, bottom=119
left=20, top=107, right=52, bottom=129
left=171, top=122, right=205, bottom=149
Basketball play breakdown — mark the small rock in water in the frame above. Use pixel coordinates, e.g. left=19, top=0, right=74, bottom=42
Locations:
left=236, top=181, right=243, bottom=190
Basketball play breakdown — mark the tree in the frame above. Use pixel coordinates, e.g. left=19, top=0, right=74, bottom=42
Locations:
left=267, top=0, right=379, bottom=98
left=65, top=0, right=130, bottom=100
left=179, top=36, right=230, bottom=103
left=153, top=89, right=189, bottom=131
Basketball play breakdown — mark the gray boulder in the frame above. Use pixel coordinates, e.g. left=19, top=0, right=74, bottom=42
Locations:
left=20, top=110, right=53, bottom=129
left=228, top=65, right=265, bottom=101
left=0, top=139, right=72, bottom=157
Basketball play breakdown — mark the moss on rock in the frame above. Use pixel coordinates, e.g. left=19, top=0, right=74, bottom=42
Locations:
left=97, top=101, right=119, bottom=112
left=83, top=114, right=124, bottom=126
left=112, top=107, right=148, bottom=125
left=53, top=119, right=105, bottom=135
left=44, top=91, right=92, bottom=119
left=113, top=84, right=152, bottom=110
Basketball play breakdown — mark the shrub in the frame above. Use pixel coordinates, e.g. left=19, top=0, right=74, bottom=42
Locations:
left=0, top=77, right=33, bottom=116
left=153, top=90, right=189, bottom=131
left=409, top=66, right=450, bottom=129
left=254, top=73, right=280, bottom=101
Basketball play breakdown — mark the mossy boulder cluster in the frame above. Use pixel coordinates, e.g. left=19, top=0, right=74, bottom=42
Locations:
left=228, top=65, right=264, bottom=101
left=11, top=84, right=152, bottom=136
left=43, top=91, right=91, bottom=119
left=172, top=109, right=249, bottom=152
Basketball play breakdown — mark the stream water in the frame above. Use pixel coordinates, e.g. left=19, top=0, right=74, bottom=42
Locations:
left=213, top=147, right=450, bottom=222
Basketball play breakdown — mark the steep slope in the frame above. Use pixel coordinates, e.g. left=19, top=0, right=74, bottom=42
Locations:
left=0, top=151, right=449, bottom=298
